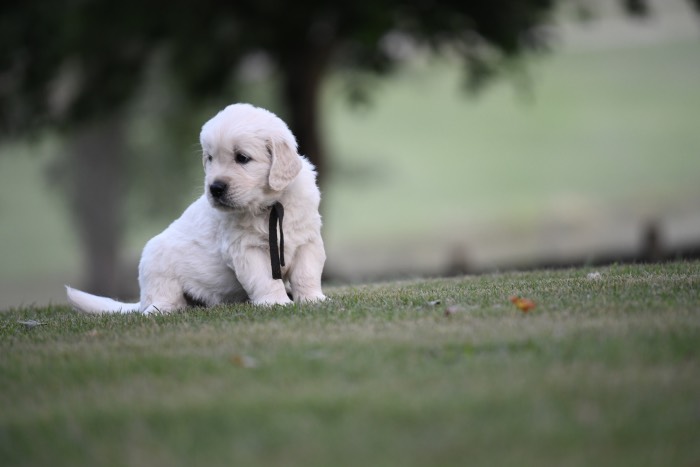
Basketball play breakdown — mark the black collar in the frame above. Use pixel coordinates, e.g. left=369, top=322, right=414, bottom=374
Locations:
left=268, top=202, right=285, bottom=280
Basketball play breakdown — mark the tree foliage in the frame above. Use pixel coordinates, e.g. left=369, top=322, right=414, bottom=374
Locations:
left=1, top=0, right=686, bottom=147
left=1, top=0, right=558, bottom=161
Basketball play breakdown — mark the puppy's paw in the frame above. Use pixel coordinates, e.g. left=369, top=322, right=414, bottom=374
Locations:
left=252, top=293, right=293, bottom=306
left=295, top=293, right=327, bottom=304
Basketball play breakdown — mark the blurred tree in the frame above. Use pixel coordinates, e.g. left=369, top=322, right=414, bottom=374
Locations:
left=0, top=0, right=667, bottom=294
left=0, top=2, right=157, bottom=295
left=1, top=0, right=561, bottom=178
left=186, top=0, right=559, bottom=179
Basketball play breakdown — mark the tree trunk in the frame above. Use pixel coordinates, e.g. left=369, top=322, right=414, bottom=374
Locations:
left=64, top=116, right=127, bottom=297
left=280, top=43, right=332, bottom=189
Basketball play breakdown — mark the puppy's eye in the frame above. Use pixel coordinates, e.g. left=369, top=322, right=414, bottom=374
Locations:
left=206, top=154, right=213, bottom=162
left=235, top=152, right=251, bottom=164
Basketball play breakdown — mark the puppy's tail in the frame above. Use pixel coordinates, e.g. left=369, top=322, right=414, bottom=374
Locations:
left=65, top=286, right=141, bottom=314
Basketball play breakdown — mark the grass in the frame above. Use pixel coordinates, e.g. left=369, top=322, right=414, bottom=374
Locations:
left=1, top=261, right=699, bottom=466
left=322, top=38, right=700, bottom=246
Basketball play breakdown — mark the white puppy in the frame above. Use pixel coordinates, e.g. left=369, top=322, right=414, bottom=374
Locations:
left=66, top=103, right=326, bottom=314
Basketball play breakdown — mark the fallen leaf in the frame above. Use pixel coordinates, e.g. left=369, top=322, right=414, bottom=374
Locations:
left=426, top=300, right=442, bottom=307
left=444, top=305, right=464, bottom=316
left=510, top=296, right=536, bottom=313
left=229, top=354, right=257, bottom=368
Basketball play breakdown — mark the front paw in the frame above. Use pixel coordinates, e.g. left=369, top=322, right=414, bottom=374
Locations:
left=252, top=292, right=293, bottom=306
left=295, top=293, right=326, bottom=304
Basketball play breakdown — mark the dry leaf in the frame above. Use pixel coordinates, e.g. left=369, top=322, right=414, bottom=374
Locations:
left=510, top=296, right=536, bottom=313
left=230, top=354, right=257, bottom=368
left=444, top=305, right=464, bottom=316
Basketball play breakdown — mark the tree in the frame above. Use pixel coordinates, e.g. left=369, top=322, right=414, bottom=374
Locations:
left=167, top=0, right=558, bottom=179
left=0, top=0, right=664, bottom=293
left=0, top=2, right=157, bottom=295
left=1, top=0, right=559, bottom=174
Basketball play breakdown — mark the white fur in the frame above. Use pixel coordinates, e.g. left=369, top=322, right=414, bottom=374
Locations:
left=66, top=103, right=326, bottom=314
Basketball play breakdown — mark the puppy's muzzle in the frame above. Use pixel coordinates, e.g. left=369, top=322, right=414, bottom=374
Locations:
left=209, top=180, right=228, bottom=199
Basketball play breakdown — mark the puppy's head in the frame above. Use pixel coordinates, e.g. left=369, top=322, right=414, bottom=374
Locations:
left=199, top=103, right=302, bottom=212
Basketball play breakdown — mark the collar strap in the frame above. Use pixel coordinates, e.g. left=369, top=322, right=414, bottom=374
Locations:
left=268, top=202, right=285, bottom=280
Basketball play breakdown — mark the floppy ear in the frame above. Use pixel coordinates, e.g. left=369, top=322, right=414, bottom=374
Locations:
left=268, top=137, right=302, bottom=191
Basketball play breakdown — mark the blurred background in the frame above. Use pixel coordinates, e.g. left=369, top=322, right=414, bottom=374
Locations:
left=1, top=0, right=699, bottom=309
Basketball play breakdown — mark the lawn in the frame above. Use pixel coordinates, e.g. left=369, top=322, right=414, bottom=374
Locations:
left=1, top=261, right=699, bottom=467
left=322, top=39, right=700, bottom=246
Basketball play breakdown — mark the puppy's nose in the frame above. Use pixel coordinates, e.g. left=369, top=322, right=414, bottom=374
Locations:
left=209, top=180, right=228, bottom=199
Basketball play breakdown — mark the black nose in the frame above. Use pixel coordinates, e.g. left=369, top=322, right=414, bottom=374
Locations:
left=209, top=180, right=228, bottom=199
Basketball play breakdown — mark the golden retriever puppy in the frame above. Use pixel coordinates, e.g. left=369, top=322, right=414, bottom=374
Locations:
left=66, top=103, right=326, bottom=313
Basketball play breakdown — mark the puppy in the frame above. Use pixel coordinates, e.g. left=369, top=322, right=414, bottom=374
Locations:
left=66, top=103, right=326, bottom=314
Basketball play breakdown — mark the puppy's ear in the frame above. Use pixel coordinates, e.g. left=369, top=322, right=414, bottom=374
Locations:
left=268, top=137, right=302, bottom=191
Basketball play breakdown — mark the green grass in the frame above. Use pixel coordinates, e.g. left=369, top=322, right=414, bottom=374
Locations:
left=0, top=138, right=80, bottom=281
left=323, top=39, right=700, bottom=245
left=1, top=261, right=699, bottom=467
